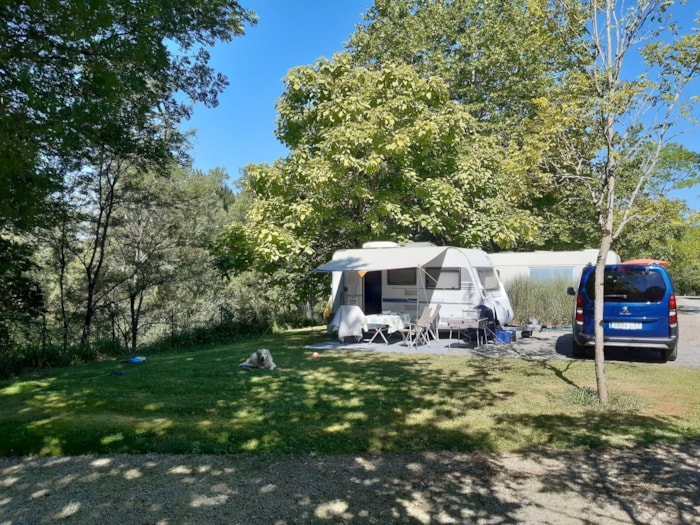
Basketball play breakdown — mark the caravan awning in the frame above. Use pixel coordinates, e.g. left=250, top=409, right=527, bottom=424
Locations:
left=313, top=246, right=448, bottom=273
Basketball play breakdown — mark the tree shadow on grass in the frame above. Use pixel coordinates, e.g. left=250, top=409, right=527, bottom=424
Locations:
left=1, top=347, right=516, bottom=456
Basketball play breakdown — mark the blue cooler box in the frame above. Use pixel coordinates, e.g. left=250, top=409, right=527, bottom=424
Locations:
left=495, top=329, right=516, bottom=343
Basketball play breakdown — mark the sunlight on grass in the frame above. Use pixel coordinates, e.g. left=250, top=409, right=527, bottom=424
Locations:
left=40, top=436, right=63, bottom=456
left=329, top=397, right=364, bottom=409
left=1, top=332, right=699, bottom=457
left=1, top=380, right=53, bottom=395
left=101, top=433, right=124, bottom=446
left=135, top=418, right=173, bottom=436
left=324, top=422, right=352, bottom=433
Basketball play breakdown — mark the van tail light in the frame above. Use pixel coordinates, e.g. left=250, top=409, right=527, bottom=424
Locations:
left=575, top=293, right=584, bottom=325
left=669, top=293, right=678, bottom=327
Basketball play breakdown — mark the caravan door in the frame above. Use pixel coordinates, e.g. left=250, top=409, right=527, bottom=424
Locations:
left=364, top=271, right=382, bottom=314
left=342, top=270, right=382, bottom=313
left=343, top=271, right=363, bottom=308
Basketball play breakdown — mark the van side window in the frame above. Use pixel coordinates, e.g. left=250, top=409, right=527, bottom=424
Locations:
left=425, top=268, right=460, bottom=290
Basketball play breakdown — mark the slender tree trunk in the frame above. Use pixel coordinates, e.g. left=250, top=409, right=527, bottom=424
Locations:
left=129, top=285, right=145, bottom=352
left=80, top=162, right=119, bottom=345
left=57, top=221, right=70, bottom=351
left=594, top=230, right=613, bottom=404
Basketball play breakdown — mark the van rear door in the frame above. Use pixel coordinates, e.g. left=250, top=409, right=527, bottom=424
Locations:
left=592, top=267, right=670, bottom=338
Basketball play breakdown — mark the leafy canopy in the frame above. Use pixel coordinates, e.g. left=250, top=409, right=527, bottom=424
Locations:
left=0, top=0, right=256, bottom=231
left=231, top=54, right=543, bottom=274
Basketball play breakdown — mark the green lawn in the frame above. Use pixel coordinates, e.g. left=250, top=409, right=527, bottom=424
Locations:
left=1, top=330, right=699, bottom=457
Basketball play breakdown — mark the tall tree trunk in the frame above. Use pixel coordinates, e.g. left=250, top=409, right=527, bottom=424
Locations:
left=57, top=220, right=70, bottom=351
left=80, top=162, right=119, bottom=345
left=128, top=282, right=145, bottom=352
left=594, top=230, right=613, bottom=404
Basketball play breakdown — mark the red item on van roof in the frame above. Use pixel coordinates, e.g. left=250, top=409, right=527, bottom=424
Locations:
left=621, top=258, right=670, bottom=267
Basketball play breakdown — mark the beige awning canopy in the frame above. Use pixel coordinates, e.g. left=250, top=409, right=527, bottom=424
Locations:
left=313, top=246, right=448, bottom=273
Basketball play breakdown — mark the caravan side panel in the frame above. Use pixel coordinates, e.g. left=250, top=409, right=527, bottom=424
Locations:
left=489, top=250, right=620, bottom=284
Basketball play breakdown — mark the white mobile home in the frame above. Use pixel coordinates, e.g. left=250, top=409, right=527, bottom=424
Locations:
left=313, top=242, right=514, bottom=329
left=488, top=249, right=621, bottom=285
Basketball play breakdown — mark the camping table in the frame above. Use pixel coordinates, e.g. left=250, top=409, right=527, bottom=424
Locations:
left=364, top=313, right=410, bottom=344
left=447, top=318, right=489, bottom=347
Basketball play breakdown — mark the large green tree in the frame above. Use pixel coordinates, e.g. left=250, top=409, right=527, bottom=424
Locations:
left=347, top=0, right=593, bottom=248
left=236, top=54, right=544, bottom=276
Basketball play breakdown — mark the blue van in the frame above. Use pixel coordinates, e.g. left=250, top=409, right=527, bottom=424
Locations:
left=567, top=262, right=679, bottom=361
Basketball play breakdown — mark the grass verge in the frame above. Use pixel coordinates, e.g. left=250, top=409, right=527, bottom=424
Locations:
left=1, top=330, right=698, bottom=457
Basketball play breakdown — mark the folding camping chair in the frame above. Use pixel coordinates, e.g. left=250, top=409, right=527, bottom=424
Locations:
left=398, top=307, right=433, bottom=348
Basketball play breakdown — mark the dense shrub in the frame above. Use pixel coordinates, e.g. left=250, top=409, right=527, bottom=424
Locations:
left=506, top=277, right=575, bottom=327
left=0, top=309, right=274, bottom=377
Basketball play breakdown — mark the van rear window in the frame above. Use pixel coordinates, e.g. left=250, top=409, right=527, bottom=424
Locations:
left=585, top=269, right=666, bottom=303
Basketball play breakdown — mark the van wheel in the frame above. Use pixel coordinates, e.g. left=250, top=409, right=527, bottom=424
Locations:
left=572, top=341, right=588, bottom=358
left=663, top=344, right=678, bottom=362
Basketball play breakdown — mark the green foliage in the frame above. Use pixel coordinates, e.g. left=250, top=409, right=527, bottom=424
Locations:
left=614, top=197, right=690, bottom=260
left=347, top=0, right=590, bottom=248
left=1, top=0, right=255, bottom=229
left=210, top=224, right=256, bottom=277
left=666, top=221, right=700, bottom=295
left=239, top=54, right=544, bottom=277
left=1, top=334, right=699, bottom=456
left=0, top=0, right=256, bottom=358
left=0, top=238, right=44, bottom=352
left=349, top=0, right=583, bottom=126
left=506, top=277, right=575, bottom=327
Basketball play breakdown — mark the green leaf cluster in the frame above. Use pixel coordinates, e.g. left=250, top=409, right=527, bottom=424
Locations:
left=238, top=53, right=546, bottom=272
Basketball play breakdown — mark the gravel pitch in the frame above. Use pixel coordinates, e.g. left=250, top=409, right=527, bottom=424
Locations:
left=1, top=443, right=699, bottom=524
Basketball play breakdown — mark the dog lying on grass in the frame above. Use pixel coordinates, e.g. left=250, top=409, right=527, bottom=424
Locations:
left=239, top=348, right=277, bottom=370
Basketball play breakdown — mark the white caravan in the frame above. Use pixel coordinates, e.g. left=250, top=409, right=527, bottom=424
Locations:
left=313, top=242, right=514, bottom=330
left=488, top=249, right=621, bottom=285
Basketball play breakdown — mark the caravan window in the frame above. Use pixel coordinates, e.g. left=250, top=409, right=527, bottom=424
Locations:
left=530, top=267, right=574, bottom=281
left=425, top=268, right=460, bottom=290
left=476, top=268, right=501, bottom=292
left=387, top=268, right=416, bottom=286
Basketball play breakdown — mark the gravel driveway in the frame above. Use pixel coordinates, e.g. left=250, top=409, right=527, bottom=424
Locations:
left=1, top=443, right=699, bottom=524
left=2, top=300, right=699, bottom=524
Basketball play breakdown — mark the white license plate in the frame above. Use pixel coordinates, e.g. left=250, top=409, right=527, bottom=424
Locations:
left=609, top=322, right=642, bottom=330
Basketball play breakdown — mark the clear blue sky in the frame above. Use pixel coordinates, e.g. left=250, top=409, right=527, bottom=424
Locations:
left=184, top=0, right=699, bottom=210
left=185, top=1, right=371, bottom=180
